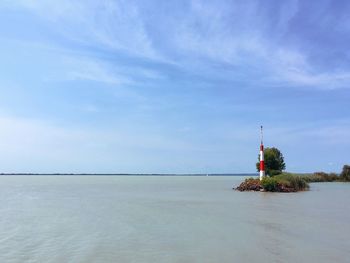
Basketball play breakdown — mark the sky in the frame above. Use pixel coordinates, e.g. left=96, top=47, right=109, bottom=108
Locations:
left=0, top=0, right=349, bottom=174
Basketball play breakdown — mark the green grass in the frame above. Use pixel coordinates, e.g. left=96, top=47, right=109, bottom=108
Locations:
left=302, top=172, right=339, bottom=182
left=261, top=173, right=309, bottom=192
left=300, top=171, right=350, bottom=183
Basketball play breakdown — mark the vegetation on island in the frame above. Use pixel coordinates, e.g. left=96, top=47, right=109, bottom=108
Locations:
left=303, top=165, right=350, bottom=182
left=236, top=146, right=350, bottom=192
left=340, top=165, right=350, bottom=181
left=236, top=173, right=309, bottom=192
left=262, top=173, right=309, bottom=192
left=303, top=172, right=339, bottom=182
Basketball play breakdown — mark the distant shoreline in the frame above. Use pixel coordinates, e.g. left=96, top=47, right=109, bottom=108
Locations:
left=0, top=173, right=257, bottom=176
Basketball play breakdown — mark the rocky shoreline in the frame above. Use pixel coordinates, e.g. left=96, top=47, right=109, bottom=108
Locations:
left=234, top=176, right=308, bottom=192
left=235, top=178, right=263, bottom=191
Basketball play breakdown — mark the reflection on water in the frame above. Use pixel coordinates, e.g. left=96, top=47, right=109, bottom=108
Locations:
left=0, top=176, right=349, bottom=263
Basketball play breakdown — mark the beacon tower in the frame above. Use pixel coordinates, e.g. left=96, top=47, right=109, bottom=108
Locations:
left=259, top=126, right=265, bottom=181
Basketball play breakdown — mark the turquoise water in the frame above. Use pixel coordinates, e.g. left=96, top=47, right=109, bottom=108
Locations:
left=0, top=176, right=349, bottom=262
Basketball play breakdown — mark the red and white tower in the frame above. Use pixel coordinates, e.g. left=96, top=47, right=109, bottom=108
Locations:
left=259, top=125, right=265, bottom=180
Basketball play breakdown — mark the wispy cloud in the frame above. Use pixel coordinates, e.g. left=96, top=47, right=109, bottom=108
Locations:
left=63, top=57, right=133, bottom=86
left=263, top=48, right=350, bottom=89
left=4, top=0, right=350, bottom=89
left=144, top=0, right=350, bottom=89
left=3, top=0, right=158, bottom=59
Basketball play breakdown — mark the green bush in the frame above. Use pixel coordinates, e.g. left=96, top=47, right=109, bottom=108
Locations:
left=286, top=174, right=308, bottom=191
left=340, top=165, right=350, bottom=181
left=261, top=173, right=309, bottom=192
left=269, top=169, right=282, bottom=176
left=303, top=171, right=343, bottom=182
left=261, top=177, right=278, bottom=191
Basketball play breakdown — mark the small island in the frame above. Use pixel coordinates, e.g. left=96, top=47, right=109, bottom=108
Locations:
left=235, top=146, right=350, bottom=192
left=236, top=173, right=308, bottom=192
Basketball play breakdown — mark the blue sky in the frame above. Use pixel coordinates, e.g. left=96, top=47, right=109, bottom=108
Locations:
left=0, top=0, right=349, bottom=173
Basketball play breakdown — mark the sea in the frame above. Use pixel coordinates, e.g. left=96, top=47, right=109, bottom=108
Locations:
left=0, top=175, right=349, bottom=263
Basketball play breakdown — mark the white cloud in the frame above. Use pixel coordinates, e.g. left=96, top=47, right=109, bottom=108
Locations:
left=63, top=57, right=133, bottom=86
left=148, top=0, right=350, bottom=90
left=266, top=49, right=350, bottom=89
left=59, top=56, right=166, bottom=93
left=2, top=0, right=350, bottom=91
left=170, top=0, right=266, bottom=64
left=2, top=0, right=158, bottom=59
left=278, top=70, right=350, bottom=89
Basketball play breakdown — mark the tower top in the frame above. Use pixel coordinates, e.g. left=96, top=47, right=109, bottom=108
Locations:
left=260, top=125, right=263, bottom=145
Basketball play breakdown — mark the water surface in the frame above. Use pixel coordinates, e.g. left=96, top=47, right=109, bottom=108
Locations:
left=0, top=176, right=349, bottom=262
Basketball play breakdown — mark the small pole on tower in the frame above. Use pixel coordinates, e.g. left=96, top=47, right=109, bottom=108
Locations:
left=259, top=126, right=265, bottom=181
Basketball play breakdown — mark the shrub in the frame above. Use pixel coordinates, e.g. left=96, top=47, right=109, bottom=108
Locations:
left=261, top=173, right=309, bottom=192
left=275, top=173, right=309, bottom=191
left=269, top=169, right=282, bottom=176
left=328, top=173, right=339, bottom=181
left=303, top=171, right=344, bottom=182
left=261, top=177, right=278, bottom=191
left=340, top=165, right=350, bottom=181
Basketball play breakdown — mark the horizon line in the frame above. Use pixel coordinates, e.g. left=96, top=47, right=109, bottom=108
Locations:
left=0, top=173, right=258, bottom=176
